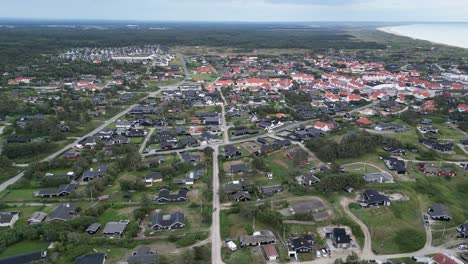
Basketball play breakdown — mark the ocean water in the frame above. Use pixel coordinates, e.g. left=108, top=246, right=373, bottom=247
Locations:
left=380, top=23, right=468, bottom=49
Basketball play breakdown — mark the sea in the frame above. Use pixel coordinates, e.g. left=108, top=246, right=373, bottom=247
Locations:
left=378, top=23, right=468, bottom=49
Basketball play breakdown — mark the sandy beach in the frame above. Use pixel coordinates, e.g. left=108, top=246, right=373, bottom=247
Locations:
left=377, top=24, right=468, bottom=50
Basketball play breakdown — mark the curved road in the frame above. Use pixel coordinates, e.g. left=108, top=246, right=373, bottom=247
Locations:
left=339, top=197, right=457, bottom=262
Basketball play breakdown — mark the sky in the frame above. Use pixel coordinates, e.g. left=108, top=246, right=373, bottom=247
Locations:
left=0, top=0, right=467, bottom=22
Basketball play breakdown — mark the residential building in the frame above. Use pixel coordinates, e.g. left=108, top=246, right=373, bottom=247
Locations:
left=150, top=212, right=185, bottom=230
left=46, top=203, right=77, bottom=222
left=360, top=190, right=391, bottom=207
left=363, top=172, right=394, bottom=183
left=0, top=211, right=20, bottom=227
left=428, top=203, right=452, bottom=221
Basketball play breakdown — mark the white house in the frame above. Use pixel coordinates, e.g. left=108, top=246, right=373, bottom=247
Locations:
left=0, top=211, right=20, bottom=227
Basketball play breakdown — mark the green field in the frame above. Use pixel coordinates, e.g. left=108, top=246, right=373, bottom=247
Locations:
left=0, top=241, right=49, bottom=258
left=350, top=192, right=426, bottom=254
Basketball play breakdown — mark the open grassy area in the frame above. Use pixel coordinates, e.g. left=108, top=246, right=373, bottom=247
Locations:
left=350, top=191, right=426, bottom=254
left=0, top=241, right=49, bottom=258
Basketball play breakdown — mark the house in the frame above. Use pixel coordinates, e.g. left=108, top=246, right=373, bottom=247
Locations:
left=417, top=126, right=439, bottom=134
left=180, top=152, right=201, bottom=164
left=223, top=145, right=242, bottom=159
left=86, top=223, right=101, bottom=234
left=144, top=172, right=163, bottom=186
left=127, top=246, right=159, bottom=264
left=356, top=118, right=373, bottom=126
left=375, top=123, right=407, bottom=132
left=155, top=187, right=188, bottom=203
left=330, top=228, right=351, bottom=248
left=204, top=116, right=220, bottom=125
left=296, top=174, right=320, bottom=186
left=82, top=165, right=108, bottom=181
left=360, top=190, right=391, bottom=207
left=382, top=157, right=406, bottom=174
left=232, top=190, right=251, bottom=202
left=457, top=103, right=468, bottom=112
left=239, top=230, right=276, bottom=247
left=418, top=164, right=457, bottom=177
left=36, top=183, right=77, bottom=198
left=27, top=212, right=47, bottom=225
left=75, top=253, right=106, bottom=264
left=431, top=253, right=464, bottom=264
left=230, top=163, right=249, bottom=174
left=456, top=222, right=468, bottom=238
left=0, top=251, right=48, bottom=264
left=0, top=211, right=20, bottom=227
left=102, top=220, right=129, bottom=236
left=314, top=121, right=334, bottom=132
left=47, top=203, right=77, bottom=222
left=363, top=172, right=394, bottom=183
left=258, top=185, right=283, bottom=197
left=262, top=244, right=279, bottom=261
left=150, top=212, right=185, bottom=230
left=383, top=146, right=406, bottom=156
left=223, top=180, right=247, bottom=194
left=428, top=203, right=451, bottom=221
left=287, top=235, right=314, bottom=260
left=63, top=152, right=80, bottom=160
left=419, top=139, right=454, bottom=152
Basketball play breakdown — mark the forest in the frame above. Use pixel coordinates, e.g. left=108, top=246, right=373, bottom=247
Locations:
left=0, top=24, right=386, bottom=70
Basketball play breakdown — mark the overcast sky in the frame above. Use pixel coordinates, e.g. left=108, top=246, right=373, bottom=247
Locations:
left=0, top=0, right=467, bottom=22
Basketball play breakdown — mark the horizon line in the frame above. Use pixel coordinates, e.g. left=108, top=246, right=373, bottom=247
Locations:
left=1, top=17, right=468, bottom=24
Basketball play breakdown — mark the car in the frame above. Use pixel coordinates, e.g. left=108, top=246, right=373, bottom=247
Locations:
left=423, top=214, right=429, bottom=220
left=425, top=221, right=430, bottom=226
left=321, top=249, right=328, bottom=257
left=458, top=244, right=468, bottom=250
left=227, top=241, right=237, bottom=251
left=316, top=251, right=321, bottom=258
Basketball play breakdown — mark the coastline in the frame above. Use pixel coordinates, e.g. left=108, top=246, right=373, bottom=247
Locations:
left=377, top=25, right=468, bottom=50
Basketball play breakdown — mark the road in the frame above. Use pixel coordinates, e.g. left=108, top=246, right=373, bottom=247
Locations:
left=337, top=197, right=459, bottom=263
left=340, top=197, right=373, bottom=258
left=211, top=146, right=224, bottom=264
left=139, top=127, right=156, bottom=154
left=0, top=88, right=167, bottom=192
left=177, top=53, right=191, bottom=80
left=217, top=87, right=230, bottom=144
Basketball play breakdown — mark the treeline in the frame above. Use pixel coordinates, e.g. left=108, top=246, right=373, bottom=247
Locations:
left=2, top=141, right=57, bottom=160
left=0, top=26, right=386, bottom=70
left=305, top=132, right=400, bottom=162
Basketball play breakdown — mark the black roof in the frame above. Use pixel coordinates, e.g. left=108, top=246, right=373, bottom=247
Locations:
left=0, top=251, right=46, bottom=264
left=75, top=253, right=106, bottom=264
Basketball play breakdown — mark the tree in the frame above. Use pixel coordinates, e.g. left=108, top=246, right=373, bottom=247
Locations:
left=203, top=146, right=214, bottom=159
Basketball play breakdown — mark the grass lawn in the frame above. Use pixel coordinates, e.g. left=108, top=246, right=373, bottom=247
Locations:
left=350, top=191, right=426, bottom=254
left=192, top=74, right=218, bottom=83
left=222, top=247, right=265, bottom=264
left=0, top=189, right=37, bottom=201
left=342, top=163, right=381, bottom=174
left=0, top=241, right=49, bottom=258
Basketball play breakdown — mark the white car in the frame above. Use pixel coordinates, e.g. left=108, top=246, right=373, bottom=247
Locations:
left=321, top=249, right=328, bottom=257
left=316, top=251, right=321, bottom=258
left=227, top=241, right=237, bottom=251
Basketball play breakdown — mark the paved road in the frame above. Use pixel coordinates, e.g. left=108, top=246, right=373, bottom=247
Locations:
left=0, top=88, right=166, bottom=191
left=217, top=87, right=230, bottom=144
left=340, top=197, right=373, bottom=258
left=338, top=197, right=458, bottom=263
left=211, top=146, right=224, bottom=264
left=177, top=53, right=191, bottom=80
left=139, top=127, right=156, bottom=154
